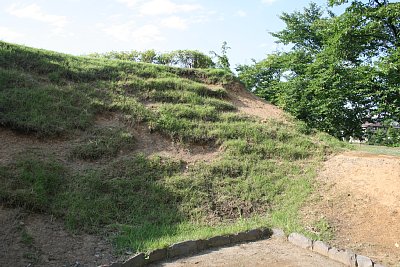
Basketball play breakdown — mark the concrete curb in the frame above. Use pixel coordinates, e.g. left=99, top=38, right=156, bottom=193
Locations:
left=287, top=232, right=386, bottom=267
left=104, top=229, right=386, bottom=267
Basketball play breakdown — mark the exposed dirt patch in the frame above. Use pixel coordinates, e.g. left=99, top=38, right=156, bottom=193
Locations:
left=152, top=235, right=345, bottom=267
left=0, top=206, right=117, bottom=267
left=133, top=124, right=220, bottom=164
left=0, top=112, right=220, bottom=167
left=303, top=151, right=400, bottom=266
left=221, top=82, right=286, bottom=122
left=0, top=207, right=32, bottom=267
left=0, top=128, right=72, bottom=165
left=96, top=113, right=221, bottom=165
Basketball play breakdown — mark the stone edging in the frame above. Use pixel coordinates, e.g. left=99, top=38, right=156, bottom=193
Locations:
left=287, top=232, right=385, bottom=267
left=103, top=229, right=386, bottom=267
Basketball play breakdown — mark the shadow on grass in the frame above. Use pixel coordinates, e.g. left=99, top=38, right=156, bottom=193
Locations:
left=59, top=154, right=185, bottom=253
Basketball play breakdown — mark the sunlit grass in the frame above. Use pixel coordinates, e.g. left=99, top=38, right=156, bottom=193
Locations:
left=351, top=144, right=400, bottom=156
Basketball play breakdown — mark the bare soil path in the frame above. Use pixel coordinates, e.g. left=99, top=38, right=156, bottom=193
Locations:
left=152, top=235, right=344, bottom=267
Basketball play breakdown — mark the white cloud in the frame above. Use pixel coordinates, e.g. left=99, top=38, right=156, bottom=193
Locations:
left=116, top=0, right=141, bottom=8
left=107, top=14, right=124, bottom=22
left=261, top=0, right=278, bottom=5
left=133, top=24, right=164, bottom=43
left=117, top=0, right=202, bottom=16
left=7, top=3, right=68, bottom=28
left=102, top=21, right=136, bottom=42
left=102, top=21, right=164, bottom=44
left=0, top=26, right=24, bottom=41
left=161, top=16, right=188, bottom=30
left=106, top=0, right=206, bottom=45
left=236, top=10, right=247, bottom=17
left=191, top=10, right=217, bottom=24
left=141, top=0, right=201, bottom=15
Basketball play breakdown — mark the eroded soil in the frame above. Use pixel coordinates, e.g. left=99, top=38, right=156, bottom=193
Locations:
left=303, top=151, right=400, bottom=266
left=0, top=206, right=117, bottom=267
left=223, top=82, right=286, bottom=122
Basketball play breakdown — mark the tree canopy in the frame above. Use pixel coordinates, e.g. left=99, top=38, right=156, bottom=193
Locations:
left=237, top=0, right=400, bottom=140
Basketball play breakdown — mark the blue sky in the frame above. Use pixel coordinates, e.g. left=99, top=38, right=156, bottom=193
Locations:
left=0, top=0, right=339, bottom=67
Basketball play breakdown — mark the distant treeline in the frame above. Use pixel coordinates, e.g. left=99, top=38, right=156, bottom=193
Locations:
left=89, top=49, right=216, bottom=69
left=88, top=42, right=232, bottom=71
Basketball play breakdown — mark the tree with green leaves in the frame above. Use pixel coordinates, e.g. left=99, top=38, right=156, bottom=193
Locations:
left=210, top=41, right=232, bottom=71
left=238, top=0, right=399, bottom=140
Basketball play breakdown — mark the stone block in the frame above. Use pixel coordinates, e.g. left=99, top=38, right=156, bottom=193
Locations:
left=312, top=240, right=330, bottom=257
left=147, top=248, right=167, bottom=264
left=328, top=248, right=357, bottom=267
left=168, top=240, right=198, bottom=258
left=288, top=233, right=313, bottom=250
left=207, top=235, right=231, bottom=248
left=271, top=228, right=285, bottom=238
left=356, top=255, right=373, bottom=267
left=122, top=253, right=145, bottom=267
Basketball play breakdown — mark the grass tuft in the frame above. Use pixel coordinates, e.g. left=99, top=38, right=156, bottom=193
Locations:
left=71, top=126, right=135, bottom=160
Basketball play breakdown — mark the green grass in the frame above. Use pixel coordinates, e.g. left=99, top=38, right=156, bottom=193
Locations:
left=0, top=41, right=347, bottom=255
left=0, top=41, right=233, bottom=137
left=0, top=41, right=233, bottom=85
left=0, top=83, right=101, bottom=136
left=351, top=144, right=400, bottom=156
left=114, top=217, right=268, bottom=253
left=0, top=155, right=66, bottom=211
left=21, top=228, right=34, bottom=246
left=71, top=126, right=135, bottom=160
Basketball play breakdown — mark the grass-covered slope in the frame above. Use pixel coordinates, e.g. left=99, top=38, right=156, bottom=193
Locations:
left=0, top=41, right=346, bottom=254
